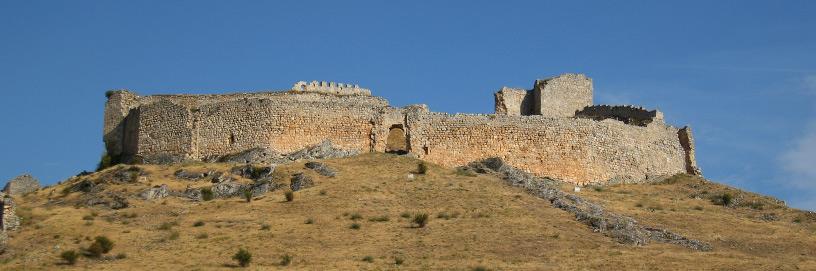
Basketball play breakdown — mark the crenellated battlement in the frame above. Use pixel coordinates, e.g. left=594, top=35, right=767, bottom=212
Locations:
left=291, top=81, right=372, bottom=96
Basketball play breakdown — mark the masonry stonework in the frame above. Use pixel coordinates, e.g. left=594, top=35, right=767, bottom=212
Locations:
left=104, top=74, right=701, bottom=184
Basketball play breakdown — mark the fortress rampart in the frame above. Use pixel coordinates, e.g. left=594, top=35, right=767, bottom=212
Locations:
left=104, top=75, right=702, bottom=184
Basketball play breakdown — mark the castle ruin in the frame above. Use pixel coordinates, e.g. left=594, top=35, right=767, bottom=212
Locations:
left=103, top=74, right=701, bottom=185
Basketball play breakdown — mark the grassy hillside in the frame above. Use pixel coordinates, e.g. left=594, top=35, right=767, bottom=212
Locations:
left=2, top=153, right=815, bottom=270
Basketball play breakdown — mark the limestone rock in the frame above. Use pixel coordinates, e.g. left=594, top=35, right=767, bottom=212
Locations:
left=290, top=173, right=314, bottom=191
left=140, top=184, right=169, bottom=200
left=3, top=174, right=40, bottom=196
left=174, top=169, right=214, bottom=180
left=212, top=181, right=247, bottom=198
left=304, top=162, right=336, bottom=177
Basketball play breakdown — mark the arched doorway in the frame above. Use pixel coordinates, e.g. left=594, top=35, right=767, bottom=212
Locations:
left=385, top=124, right=409, bottom=154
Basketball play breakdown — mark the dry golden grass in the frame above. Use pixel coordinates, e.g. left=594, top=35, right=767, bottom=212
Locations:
left=2, top=153, right=815, bottom=270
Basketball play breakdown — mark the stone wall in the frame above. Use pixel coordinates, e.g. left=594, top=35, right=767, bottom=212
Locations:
left=534, top=74, right=593, bottom=117
left=104, top=76, right=701, bottom=184
left=494, top=87, right=534, bottom=116
left=291, top=81, right=372, bottom=96
left=405, top=113, right=687, bottom=184
left=575, top=105, right=664, bottom=127
left=3, top=174, right=40, bottom=196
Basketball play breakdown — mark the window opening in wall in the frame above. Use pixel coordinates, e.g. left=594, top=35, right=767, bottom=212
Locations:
left=229, top=132, right=236, bottom=145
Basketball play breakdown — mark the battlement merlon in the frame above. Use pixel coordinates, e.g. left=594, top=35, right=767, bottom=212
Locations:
left=292, top=81, right=372, bottom=96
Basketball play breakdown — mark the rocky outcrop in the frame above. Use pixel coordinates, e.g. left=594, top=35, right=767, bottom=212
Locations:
left=140, top=184, right=169, bottom=200
left=305, top=162, right=336, bottom=177
left=290, top=173, right=314, bottom=191
left=464, top=158, right=712, bottom=251
left=3, top=174, right=40, bottom=196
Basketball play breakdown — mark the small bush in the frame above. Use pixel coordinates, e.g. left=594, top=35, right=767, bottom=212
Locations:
left=794, top=217, right=803, bottom=223
left=394, top=256, right=404, bottom=265
left=82, top=215, right=95, bottom=221
left=350, top=223, right=361, bottom=230
left=158, top=221, right=177, bottom=230
left=196, top=233, right=209, bottom=239
left=193, top=221, right=205, bottom=227
left=368, top=215, right=389, bottom=222
left=416, top=163, right=428, bottom=174
left=97, top=152, right=115, bottom=171
left=472, top=267, right=492, bottom=271
left=400, top=212, right=411, bottom=218
left=233, top=248, right=252, bottom=267
left=60, top=250, right=79, bottom=265
left=349, top=213, right=363, bottom=220
left=693, top=206, right=704, bottom=211
left=362, top=256, right=374, bottom=263
left=243, top=190, right=253, bottom=203
left=412, top=213, right=429, bottom=228
left=105, top=90, right=116, bottom=98
left=201, top=188, right=214, bottom=201
left=168, top=231, right=180, bottom=240
left=285, top=191, right=294, bottom=202
left=280, top=254, right=292, bottom=266
left=305, top=218, right=314, bottom=224
left=115, top=253, right=127, bottom=259
left=711, top=193, right=734, bottom=206
left=319, top=190, right=327, bottom=196
left=86, top=236, right=114, bottom=258
left=260, top=223, right=271, bottom=230
left=455, top=167, right=477, bottom=177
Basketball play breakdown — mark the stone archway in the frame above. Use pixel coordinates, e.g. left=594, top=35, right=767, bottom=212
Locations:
left=385, top=124, right=409, bottom=154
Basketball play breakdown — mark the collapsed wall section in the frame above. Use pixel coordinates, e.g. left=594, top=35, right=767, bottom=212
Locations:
left=575, top=105, right=664, bottom=127
left=406, top=113, right=687, bottom=184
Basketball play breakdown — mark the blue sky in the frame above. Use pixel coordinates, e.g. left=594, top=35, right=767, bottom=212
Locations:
left=1, top=1, right=815, bottom=209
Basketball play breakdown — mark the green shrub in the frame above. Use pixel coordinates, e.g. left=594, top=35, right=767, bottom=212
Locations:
left=233, top=248, right=252, bottom=267
left=349, top=213, right=363, bottom=220
left=400, top=212, right=411, bottom=218
left=285, top=191, right=294, bottom=202
left=115, top=253, right=127, bottom=259
left=105, top=90, right=116, bottom=98
left=416, top=163, right=428, bottom=174
left=168, top=231, right=180, bottom=240
left=196, top=233, right=209, bottom=239
left=711, top=193, right=734, bottom=206
left=362, top=256, right=374, bottom=263
left=201, top=188, right=214, bottom=201
left=243, top=190, right=253, bottom=203
left=305, top=218, right=314, bottom=224
left=472, top=266, right=492, bottom=271
left=82, top=215, right=95, bottom=221
left=86, top=236, right=114, bottom=258
left=394, top=256, right=404, bottom=265
left=412, top=213, right=429, bottom=228
left=60, top=250, right=79, bottom=265
left=260, top=223, right=271, bottom=230
left=280, top=254, right=292, bottom=266
left=794, top=217, right=803, bottom=223
left=193, top=220, right=205, bottom=227
left=97, top=152, right=114, bottom=171
left=350, top=223, right=361, bottom=230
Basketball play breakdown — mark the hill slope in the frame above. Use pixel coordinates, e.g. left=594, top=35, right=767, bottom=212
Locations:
left=2, top=153, right=815, bottom=270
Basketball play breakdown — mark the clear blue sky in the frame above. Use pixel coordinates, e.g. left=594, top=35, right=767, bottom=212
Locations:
left=1, top=1, right=815, bottom=209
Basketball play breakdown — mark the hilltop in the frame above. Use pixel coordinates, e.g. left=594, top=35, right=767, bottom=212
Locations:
left=1, top=153, right=814, bottom=270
